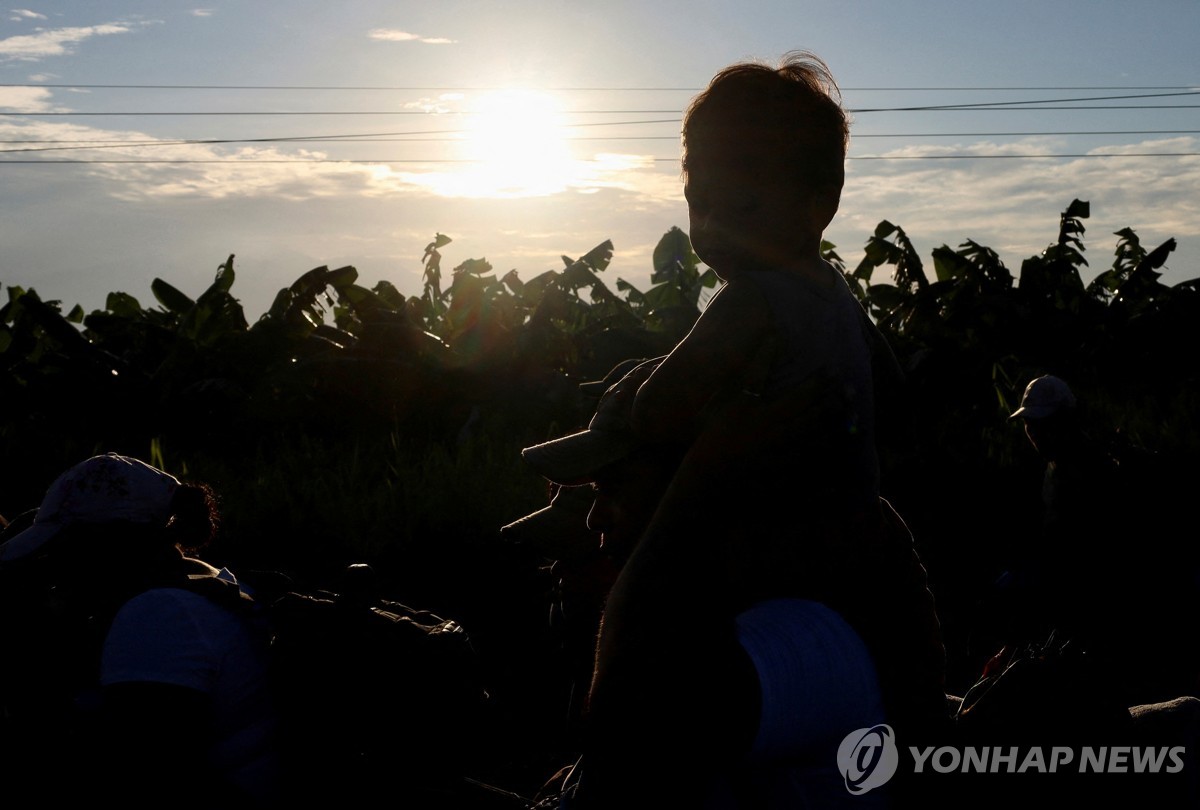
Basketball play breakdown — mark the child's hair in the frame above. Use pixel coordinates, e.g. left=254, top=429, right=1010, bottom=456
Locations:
left=166, top=481, right=220, bottom=553
left=682, top=50, right=850, bottom=194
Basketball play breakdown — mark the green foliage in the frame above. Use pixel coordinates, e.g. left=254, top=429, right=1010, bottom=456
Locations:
left=2, top=210, right=1197, bottom=594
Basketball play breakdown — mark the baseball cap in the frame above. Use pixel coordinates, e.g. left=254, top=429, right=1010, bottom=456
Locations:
left=0, top=453, right=181, bottom=564
left=521, top=357, right=662, bottom=486
left=499, top=484, right=600, bottom=561
left=1009, top=375, right=1077, bottom=420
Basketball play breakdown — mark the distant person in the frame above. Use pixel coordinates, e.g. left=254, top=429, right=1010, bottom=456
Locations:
left=1000, top=375, right=1200, bottom=704
left=0, top=453, right=280, bottom=806
left=987, top=374, right=1111, bottom=645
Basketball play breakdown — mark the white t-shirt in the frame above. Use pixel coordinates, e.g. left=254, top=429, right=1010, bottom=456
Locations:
left=703, top=598, right=893, bottom=809
left=100, top=586, right=279, bottom=800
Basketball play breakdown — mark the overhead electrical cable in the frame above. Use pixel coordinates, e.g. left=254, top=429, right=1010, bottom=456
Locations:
left=3, top=153, right=1195, bottom=165
left=3, top=89, right=1198, bottom=117
left=4, top=129, right=1199, bottom=155
left=1, top=83, right=1196, bottom=91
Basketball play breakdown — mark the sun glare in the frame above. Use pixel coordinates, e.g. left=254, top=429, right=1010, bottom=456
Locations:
left=456, top=88, right=576, bottom=197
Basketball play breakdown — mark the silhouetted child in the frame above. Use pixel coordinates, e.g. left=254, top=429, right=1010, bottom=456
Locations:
left=628, top=50, right=906, bottom=603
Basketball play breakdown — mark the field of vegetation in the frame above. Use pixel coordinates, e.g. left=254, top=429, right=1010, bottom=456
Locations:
left=3, top=199, right=1197, bottom=786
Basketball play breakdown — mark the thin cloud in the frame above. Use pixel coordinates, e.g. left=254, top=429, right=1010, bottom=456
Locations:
left=0, top=119, right=426, bottom=203
left=402, top=93, right=463, bottom=113
left=190, top=9, right=214, bottom=17
left=0, top=23, right=132, bottom=61
left=9, top=9, right=46, bottom=21
left=368, top=28, right=456, bottom=45
left=0, top=85, right=58, bottom=111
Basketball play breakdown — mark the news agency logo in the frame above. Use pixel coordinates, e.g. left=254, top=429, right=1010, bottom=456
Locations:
left=837, top=724, right=899, bottom=795
left=836, top=724, right=1190, bottom=796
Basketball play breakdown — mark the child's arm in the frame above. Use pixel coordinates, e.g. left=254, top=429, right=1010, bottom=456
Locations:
left=630, top=278, right=772, bottom=443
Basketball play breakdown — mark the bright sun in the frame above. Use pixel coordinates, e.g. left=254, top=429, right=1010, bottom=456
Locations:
left=455, top=89, right=575, bottom=197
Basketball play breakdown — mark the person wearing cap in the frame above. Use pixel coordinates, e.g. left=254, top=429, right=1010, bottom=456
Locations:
left=517, top=358, right=948, bottom=809
left=501, top=481, right=621, bottom=753
left=999, top=375, right=1195, bottom=705
left=1001, top=375, right=1122, bottom=641
left=0, top=453, right=280, bottom=805
left=501, top=356, right=664, bottom=756
left=1009, top=374, right=1083, bottom=466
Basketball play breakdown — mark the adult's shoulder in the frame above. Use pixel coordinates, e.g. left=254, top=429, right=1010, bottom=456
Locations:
left=108, top=586, right=249, bottom=645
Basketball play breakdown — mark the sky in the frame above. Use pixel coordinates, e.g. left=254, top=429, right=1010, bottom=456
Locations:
left=2, top=1, right=1198, bottom=321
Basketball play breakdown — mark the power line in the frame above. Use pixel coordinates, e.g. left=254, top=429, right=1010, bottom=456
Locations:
left=2, top=82, right=1197, bottom=91
left=851, top=90, right=1200, bottom=111
left=5, top=129, right=1199, bottom=155
left=0, top=122, right=676, bottom=152
left=7, top=104, right=1198, bottom=117
left=850, top=153, right=1200, bottom=160
left=854, top=130, right=1200, bottom=137
left=3, top=88, right=1198, bottom=118
left=3, top=110, right=691, bottom=116
left=857, top=105, right=1200, bottom=112
left=2, top=153, right=1195, bottom=165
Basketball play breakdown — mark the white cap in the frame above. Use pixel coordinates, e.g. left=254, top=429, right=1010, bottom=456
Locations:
left=0, top=453, right=180, bottom=564
left=1009, top=375, right=1076, bottom=420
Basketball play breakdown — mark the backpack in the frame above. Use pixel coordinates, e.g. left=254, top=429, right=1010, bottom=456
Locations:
left=200, top=562, right=492, bottom=802
left=1, top=552, right=493, bottom=804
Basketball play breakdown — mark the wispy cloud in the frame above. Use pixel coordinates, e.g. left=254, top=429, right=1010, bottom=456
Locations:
left=368, top=28, right=456, bottom=45
left=9, top=9, right=46, bottom=21
left=402, top=93, right=463, bottom=114
left=190, top=9, right=214, bottom=17
left=0, top=23, right=132, bottom=62
left=0, top=85, right=59, bottom=111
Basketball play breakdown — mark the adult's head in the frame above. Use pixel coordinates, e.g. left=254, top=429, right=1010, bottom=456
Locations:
left=0, top=453, right=218, bottom=592
left=520, top=358, right=685, bottom=561
left=1009, top=375, right=1079, bottom=461
left=681, top=50, right=849, bottom=277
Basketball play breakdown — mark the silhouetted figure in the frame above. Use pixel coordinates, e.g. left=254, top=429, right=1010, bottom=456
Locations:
left=997, top=375, right=1200, bottom=705
left=516, top=51, right=948, bottom=808
left=0, top=453, right=281, bottom=806
left=517, top=357, right=947, bottom=809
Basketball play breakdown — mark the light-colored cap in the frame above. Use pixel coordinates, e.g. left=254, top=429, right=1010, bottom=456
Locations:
left=0, top=453, right=180, bottom=564
left=499, top=485, right=600, bottom=561
left=521, top=358, right=662, bottom=486
left=1009, top=375, right=1076, bottom=420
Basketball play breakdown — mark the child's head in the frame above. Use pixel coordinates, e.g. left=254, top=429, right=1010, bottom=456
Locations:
left=682, top=51, right=849, bottom=277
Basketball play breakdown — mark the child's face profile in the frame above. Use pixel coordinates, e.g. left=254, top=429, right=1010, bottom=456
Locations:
left=684, top=148, right=833, bottom=280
